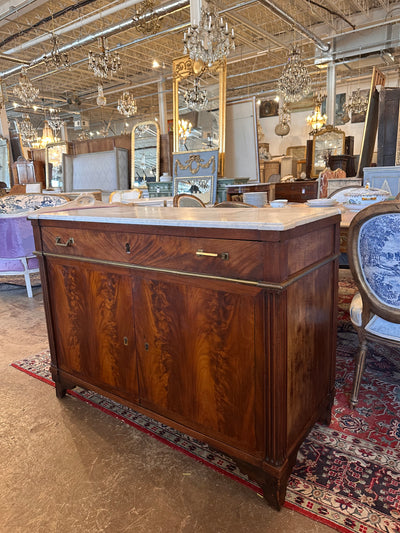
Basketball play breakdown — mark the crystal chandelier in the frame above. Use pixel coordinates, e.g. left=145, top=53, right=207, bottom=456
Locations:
left=344, top=88, right=368, bottom=117
left=43, top=34, right=70, bottom=70
left=133, top=0, right=161, bottom=34
left=183, top=77, right=208, bottom=111
left=117, top=91, right=137, bottom=117
left=306, top=93, right=327, bottom=134
left=13, top=67, right=39, bottom=105
left=277, top=46, right=311, bottom=103
left=183, top=0, right=235, bottom=68
left=88, top=36, right=121, bottom=79
left=96, top=84, right=107, bottom=107
left=275, top=102, right=291, bottom=137
left=47, top=108, right=64, bottom=140
left=18, top=115, right=37, bottom=143
left=178, top=119, right=192, bottom=142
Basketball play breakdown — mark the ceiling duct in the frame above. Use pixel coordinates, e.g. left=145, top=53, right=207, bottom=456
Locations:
left=257, top=0, right=330, bottom=52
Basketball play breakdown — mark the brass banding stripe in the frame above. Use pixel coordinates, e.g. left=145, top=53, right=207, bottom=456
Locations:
left=35, top=251, right=339, bottom=290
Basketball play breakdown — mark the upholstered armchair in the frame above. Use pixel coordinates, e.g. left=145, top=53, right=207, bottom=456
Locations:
left=347, top=200, right=400, bottom=407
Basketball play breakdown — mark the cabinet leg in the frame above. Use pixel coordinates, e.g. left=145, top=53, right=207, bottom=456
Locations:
left=318, top=389, right=335, bottom=426
left=55, top=380, right=68, bottom=398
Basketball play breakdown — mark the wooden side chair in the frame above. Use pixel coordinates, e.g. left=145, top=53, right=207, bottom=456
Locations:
left=347, top=200, right=400, bottom=407
left=173, top=194, right=206, bottom=207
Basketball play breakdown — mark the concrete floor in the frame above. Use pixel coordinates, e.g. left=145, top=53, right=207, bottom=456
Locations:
left=0, top=284, right=335, bottom=533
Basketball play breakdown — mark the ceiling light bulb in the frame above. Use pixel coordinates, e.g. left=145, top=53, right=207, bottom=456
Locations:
left=152, top=59, right=160, bottom=68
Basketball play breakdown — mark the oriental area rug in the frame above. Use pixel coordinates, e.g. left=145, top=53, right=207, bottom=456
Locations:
left=10, top=270, right=400, bottom=533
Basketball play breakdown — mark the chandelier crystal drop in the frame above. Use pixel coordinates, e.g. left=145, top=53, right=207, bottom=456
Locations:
left=277, top=46, right=311, bottom=103
left=44, top=34, right=70, bottom=70
left=47, top=108, right=64, bottom=140
left=13, top=67, right=39, bottom=105
left=88, top=36, right=122, bottom=79
left=117, top=91, right=137, bottom=117
left=18, top=115, right=37, bottom=143
left=178, top=119, right=192, bottom=142
left=344, top=88, right=368, bottom=116
left=96, top=84, right=107, bottom=107
left=183, top=1, right=235, bottom=68
left=183, top=77, right=208, bottom=111
left=275, top=102, right=291, bottom=137
left=133, top=0, right=161, bottom=34
left=306, top=92, right=327, bottom=134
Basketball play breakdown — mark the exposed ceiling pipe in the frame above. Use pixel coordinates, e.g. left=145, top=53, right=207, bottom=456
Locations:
left=0, top=0, right=190, bottom=79
left=3, top=0, right=150, bottom=55
left=257, top=0, right=330, bottom=52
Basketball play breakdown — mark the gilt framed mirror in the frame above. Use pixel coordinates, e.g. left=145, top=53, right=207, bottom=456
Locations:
left=311, top=125, right=345, bottom=177
left=131, top=120, right=160, bottom=187
left=45, top=141, right=70, bottom=190
left=173, top=55, right=226, bottom=176
left=0, top=136, right=11, bottom=187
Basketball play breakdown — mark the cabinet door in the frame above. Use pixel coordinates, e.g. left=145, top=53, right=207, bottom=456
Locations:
left=134, top=275, right=264, bottom=454
left=47, top=258, right=139, bottom=402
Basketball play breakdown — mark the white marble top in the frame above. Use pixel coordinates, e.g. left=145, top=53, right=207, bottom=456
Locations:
left=29, top=204, right=341, bottom=231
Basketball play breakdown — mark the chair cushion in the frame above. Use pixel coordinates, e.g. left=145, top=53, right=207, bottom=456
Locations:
left=350, top=291, right=400, bottom=341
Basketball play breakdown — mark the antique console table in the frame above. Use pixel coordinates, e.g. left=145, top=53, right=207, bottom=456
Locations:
left=30, top=204, right=340, bottom=509
left=226, top=180, right=318, bottom=203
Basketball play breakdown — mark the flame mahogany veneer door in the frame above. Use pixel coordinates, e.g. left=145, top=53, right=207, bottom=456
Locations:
left=46, top=257, right=139, bottom=403
left=133, top=273, right=265, bottom=455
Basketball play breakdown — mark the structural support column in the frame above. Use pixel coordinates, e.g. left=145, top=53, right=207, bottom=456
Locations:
left=158, top=77, right=168, bottom=135
left=326, top=61, right=336, bottom=126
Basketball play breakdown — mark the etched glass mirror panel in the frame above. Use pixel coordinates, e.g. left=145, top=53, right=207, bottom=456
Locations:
left=45, top=142, right=69, bottom=190
left=312, top=125, right=345, bottom=177
left=173, top=56, right=226, bottom=175
left=131, top=120, right=160, bottom=186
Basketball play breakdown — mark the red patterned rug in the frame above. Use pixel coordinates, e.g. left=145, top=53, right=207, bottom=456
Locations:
left=11, top=331, right=400, bottom=533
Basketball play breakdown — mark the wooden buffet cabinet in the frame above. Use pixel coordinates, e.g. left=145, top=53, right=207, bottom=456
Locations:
left=31, top=205, right=340, bottom=509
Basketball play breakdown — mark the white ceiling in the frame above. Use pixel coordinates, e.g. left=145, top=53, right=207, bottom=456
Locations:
left=0, top=0, right=400, bottom=137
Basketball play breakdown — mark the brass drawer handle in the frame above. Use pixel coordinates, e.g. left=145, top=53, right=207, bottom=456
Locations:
left=196, top=249, right=229, bottom=260
left=55, top=236, right=74, bottom=247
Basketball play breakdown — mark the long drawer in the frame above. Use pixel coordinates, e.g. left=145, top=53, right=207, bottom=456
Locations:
left=39, top=226, right=264, bottom=281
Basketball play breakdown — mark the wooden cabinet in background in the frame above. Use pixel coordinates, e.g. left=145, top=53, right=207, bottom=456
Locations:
left=11, top=158, right=45, bottom=188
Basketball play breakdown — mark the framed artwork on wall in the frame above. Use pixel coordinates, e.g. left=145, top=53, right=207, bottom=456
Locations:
left=259, top=100, right=279, bottom=118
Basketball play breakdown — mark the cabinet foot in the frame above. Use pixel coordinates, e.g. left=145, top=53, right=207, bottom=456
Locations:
left=235, top=458, right=290, bottom=511
left=55, top=381, right=68, bottom=398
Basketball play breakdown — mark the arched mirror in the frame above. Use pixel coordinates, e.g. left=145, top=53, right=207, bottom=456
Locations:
left=311, top=125, right=345, bottom=177
left=0, top=136, right=11, bottom=187
left=173, top=56, right=226, bottom=176
left=131, top=120, right=160, bottom=187
left=45, top=141, right=70, bottom=190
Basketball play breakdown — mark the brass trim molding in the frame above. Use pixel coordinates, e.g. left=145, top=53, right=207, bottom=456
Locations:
left=37, top=251, right=339, bottom=290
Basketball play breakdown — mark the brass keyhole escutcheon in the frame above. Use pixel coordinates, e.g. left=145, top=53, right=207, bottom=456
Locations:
left=144, top=342, right=149, bottom=351
left=125, top=243, right=131, bottom=254
left=123, top=337, right=128, bottom=346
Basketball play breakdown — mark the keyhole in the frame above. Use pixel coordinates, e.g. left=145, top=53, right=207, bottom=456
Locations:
left=125, top=243, right=131, bottom=254
left=123, top=337, right=128, bottom=346
left=144, top=342, right=149, bottom=351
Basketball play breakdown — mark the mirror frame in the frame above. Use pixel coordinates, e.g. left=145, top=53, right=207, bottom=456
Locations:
left=0, top=136, right=11, bottom=187
left=45, top=141, right=70, bottom=189
left=172, top=55, right=226, bottom=176
left=131, top=120, right=160, bottom=187
left=311, top=125, right=346, bottom=177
